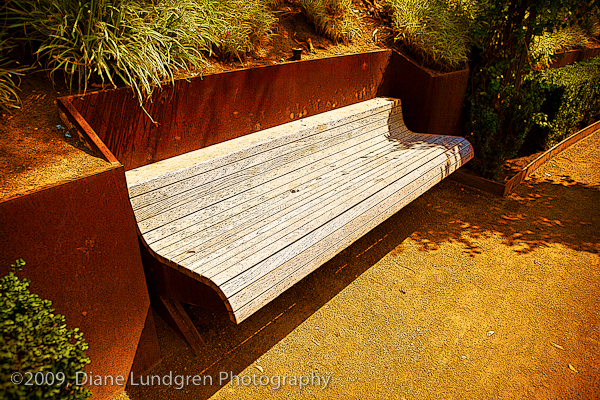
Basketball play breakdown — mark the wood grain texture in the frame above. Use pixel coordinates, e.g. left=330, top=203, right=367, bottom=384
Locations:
left=128, top=97, right=474, bottom=324
left=160, top=297, right=205, bottom=354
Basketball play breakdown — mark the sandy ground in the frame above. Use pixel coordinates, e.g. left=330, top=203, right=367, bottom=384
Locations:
left=112, top=131, right=599, bottom=400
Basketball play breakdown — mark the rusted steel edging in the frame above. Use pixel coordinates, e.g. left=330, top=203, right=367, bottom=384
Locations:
left=452, top=120, right=600, bottom=197
left=449, top=170, right=506, bottom=197
left=503, top=119, right=600, bottom=195
left=61, top=50, right=393, bottom=171
left=57, top=97, right=121, bottom=165
left=0, top=165, right=158, bottom=400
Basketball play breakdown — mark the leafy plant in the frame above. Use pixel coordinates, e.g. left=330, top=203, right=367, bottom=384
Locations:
left=383, top=0, right=470, bottom=71
left=212, top=0, right=277, bottom=58
left=526, top=56, right=600, bottom=151
left=530, top=25, right=592, bottom=68
left=462, top=0, right=597, bottom=179
left=1, top=0, right=276, bottom=114
left=0, top=260, right=91, bottom=399
left=298, top=0, right=362, bottom=43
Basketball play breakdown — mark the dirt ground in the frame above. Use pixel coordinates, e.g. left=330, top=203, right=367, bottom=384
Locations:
left=111, top=131, right=599, bottom=400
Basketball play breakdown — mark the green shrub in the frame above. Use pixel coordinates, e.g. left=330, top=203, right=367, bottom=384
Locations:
left=0, top=260, right=91, bottom=400
left=383, top=0, right=470, bottom=71
left=530, top=25, right=592, bottom=67
left=463, top=68, right=547, bottom=180
left=299, top=0, right=362, bottom=43
left=1, top=0, right=276, bottom=108
left=462, top=0, right=597, bottom=179
left=528, top=56, right=600, bottom=149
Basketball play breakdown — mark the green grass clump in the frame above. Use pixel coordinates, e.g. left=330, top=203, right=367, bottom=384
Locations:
left=212, top=0, right=277, bottom=58
left=383, top=0, right=469, bottom=71
left=1, top=0, right=275, bottom=109
left=299, top=0, right=362, bottom=43
left=0, top=38, right=22, bottom=112
left=530, top=26, right=593, bottom=68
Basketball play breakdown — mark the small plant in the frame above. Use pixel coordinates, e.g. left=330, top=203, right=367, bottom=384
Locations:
left=0, top=259, right=91, bottom=400
left=530, top=25, right=592, bottom=67
left=298, top=0, right=362, bottom=43
left=383, top=0, right=470, bottom=71
left=0, top=37, right=22, bottom=113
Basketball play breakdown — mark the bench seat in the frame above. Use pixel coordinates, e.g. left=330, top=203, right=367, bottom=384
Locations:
left=126, top=97, right=473, bottom=324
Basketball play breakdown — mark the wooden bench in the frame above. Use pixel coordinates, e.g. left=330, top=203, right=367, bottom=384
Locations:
left=125, top=97, right=473, bottom=350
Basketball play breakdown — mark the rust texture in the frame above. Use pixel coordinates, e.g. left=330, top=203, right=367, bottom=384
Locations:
left=384, top=51, right=469, bottom=137
left=66, top=50, right=392, bottom=171
left=130, top=308, right=163, bottom=376
left=550, top=49, right=581, bottom=68
left=577, top=45, right=600, bottom=61
left=0, top=167, right=157, bottom=400
left=57, top=98, right=120, bottom=164
left=503, top=120, right=600, bottom=195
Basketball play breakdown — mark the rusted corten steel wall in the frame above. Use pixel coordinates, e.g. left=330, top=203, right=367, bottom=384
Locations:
left=384, top=51, right=469, bottom=137
left=0, top=167, right=160, bottom=400
left=62, top=50, right=393, bottom=171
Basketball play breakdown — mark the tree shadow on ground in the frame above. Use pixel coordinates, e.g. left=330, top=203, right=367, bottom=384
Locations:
left=409, top=177, right=599, bottom=257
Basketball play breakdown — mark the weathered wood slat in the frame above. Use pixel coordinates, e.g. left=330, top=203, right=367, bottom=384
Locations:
left=129, top=107, right=404, bottom=214
left=232, top=146, right=470, bottom=322
left=136, top=120, right=404, bottom=232
left=139, top=124, right=411, bottom=241
left=190, top=135, right=461, bottom=280
left=149, top=127, right=420, bottom=257
left=127, top=97, right=474, bottom=325
left=126, top=98, right=399, bottom=197
left=216, top=139, right=466, bottom=296
left=157, top=132, right=410, bottom=260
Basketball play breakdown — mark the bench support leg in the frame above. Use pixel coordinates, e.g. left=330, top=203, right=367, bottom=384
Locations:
left=159, top=296, right=205, bottom=355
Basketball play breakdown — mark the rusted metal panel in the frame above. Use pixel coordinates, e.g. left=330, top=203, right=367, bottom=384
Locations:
left=63, top=50, right=392, bottom=171
left=0, top=166, right=153, bottom=400
left=385, top=51, right=469, bottom=136
left=129, top=308, right=162, bottom=376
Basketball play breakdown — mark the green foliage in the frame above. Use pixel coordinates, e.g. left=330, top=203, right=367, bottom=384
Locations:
left=298, top=0, right=362, bottom=43
left=1, top=0, right=276, bottom=107
left=212, top=0, right=277, bottom=57
left=463, top=0, right=598, bottom=179
left=0, top=37, right=22, bottom=113
left=530, top=25, right=592, bottom=67
left=529, top=56, right=600, bottom=148
left=383, top=0, right=470, bottom=71
left=464, top=67, right=547, bottom=179
left=0, top=260, right=91, bottom=400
